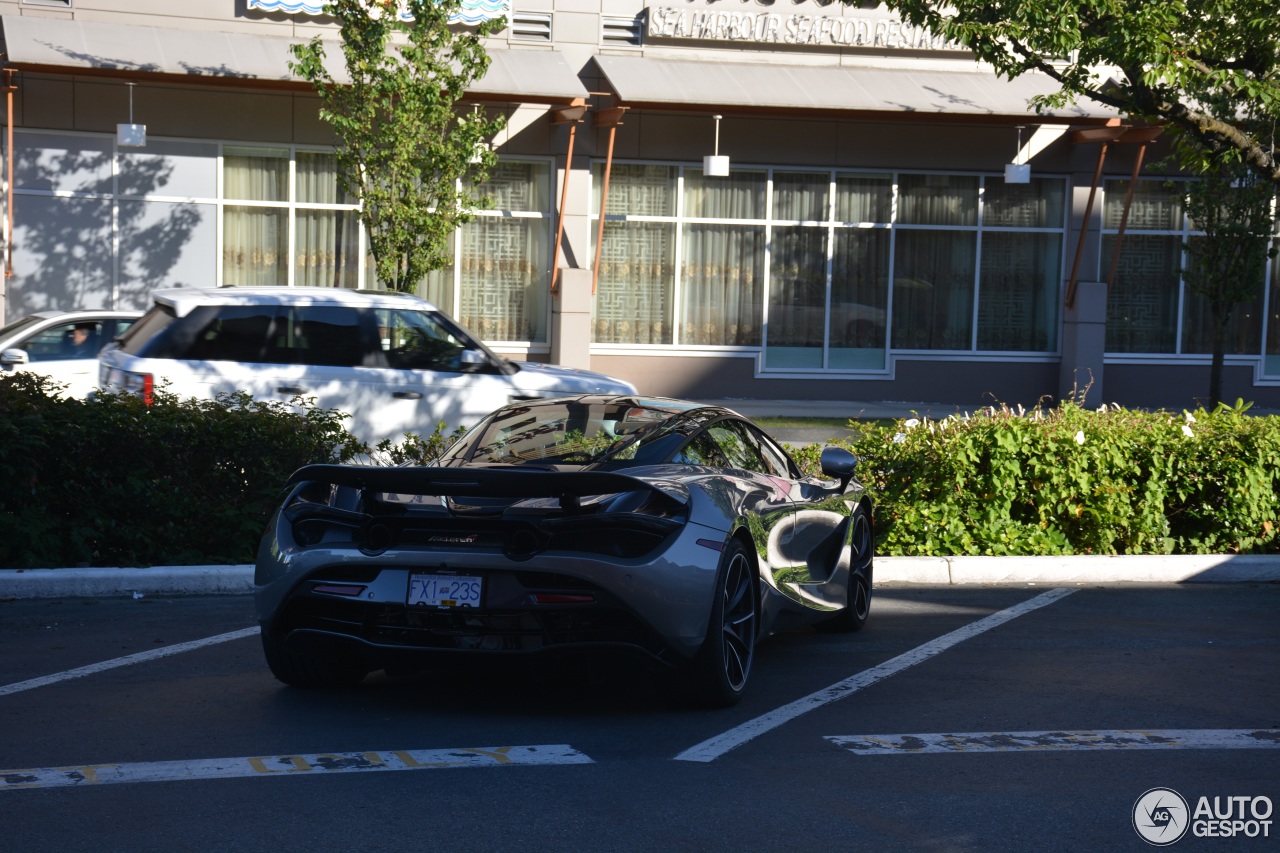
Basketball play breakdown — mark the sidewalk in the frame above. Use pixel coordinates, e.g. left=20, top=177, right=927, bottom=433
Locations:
left=2, top=554, right=1278, bottom=599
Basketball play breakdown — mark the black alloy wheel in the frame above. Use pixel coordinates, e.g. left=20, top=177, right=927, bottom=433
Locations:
left=686, top=538, right=758, bottom=707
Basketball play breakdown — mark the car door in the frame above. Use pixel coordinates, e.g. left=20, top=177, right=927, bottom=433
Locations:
left=731, top=420, right=853, bottom=609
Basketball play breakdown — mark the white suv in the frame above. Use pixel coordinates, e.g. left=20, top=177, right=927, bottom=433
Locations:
left=98, top=287, right=636, bottom=445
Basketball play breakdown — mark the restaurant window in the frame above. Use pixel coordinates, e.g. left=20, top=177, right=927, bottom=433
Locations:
left=591, top=164, right=1066, bottom=367
left=456, top=160, right=552, bottom=342
left=221, top=146, right=362, bottom=289
left=681, top=169, right=766, bottom=346
left=977, top=178, right=1066, bottom=352
left=404, top=160, right=554, bottom=343
left=891, top=175, right=979, bottom=351
left=592, top=164, right=677, bottom=344
left=1267, top=240, right=1280, bottom=377
left=766, top=172, right=830, bottom=369
left=1103, top=178, right=1266, bottom=358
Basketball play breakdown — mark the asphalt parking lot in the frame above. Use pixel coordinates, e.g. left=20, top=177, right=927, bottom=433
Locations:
left=2, top=583, right=1277, bottom=852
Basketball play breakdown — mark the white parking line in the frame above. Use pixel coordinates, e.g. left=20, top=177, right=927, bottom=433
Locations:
left=828, top=729, right=1280, bottom=755
left=674, top=587, right=1078, bottom=763
left=0, top=744, right=594, bottom=790
left=0, top=627, right=260, bottom=698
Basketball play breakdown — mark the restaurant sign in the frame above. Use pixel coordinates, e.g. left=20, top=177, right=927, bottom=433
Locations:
left=646, top=6, right=966, bottom=51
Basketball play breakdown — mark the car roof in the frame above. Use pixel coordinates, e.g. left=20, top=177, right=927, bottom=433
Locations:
left=151, top=286, right=441, bottom=318
left=12, top=309, right=143, bottom=322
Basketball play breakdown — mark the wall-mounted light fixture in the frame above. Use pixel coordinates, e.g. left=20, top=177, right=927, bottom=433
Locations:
left=116, top=82, right=146, bottom=148
left=703, top=114, right=729, bottom=177
left=1004, top=124, right=1030, bottom=184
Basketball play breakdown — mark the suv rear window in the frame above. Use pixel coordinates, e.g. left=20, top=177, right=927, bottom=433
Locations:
left=119, top=304, right=372, bottom=367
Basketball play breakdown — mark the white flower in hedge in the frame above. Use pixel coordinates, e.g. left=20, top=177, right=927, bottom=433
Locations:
left=893, top=433, right=906, bottom=444
left=1185, top=412, right=1196, bottom=424
left=904, top=418, right=920, bottom=429
left=1074, top=430, right=1086, bottom=445
left=1183, top=423, right=1195, bottom=438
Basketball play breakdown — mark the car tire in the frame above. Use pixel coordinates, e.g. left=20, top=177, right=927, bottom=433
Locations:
left=261, top=631, right=367, bottom=688
left=816, top=505, right=873, bottom=633
left=683, top=538, right=757, bottom=708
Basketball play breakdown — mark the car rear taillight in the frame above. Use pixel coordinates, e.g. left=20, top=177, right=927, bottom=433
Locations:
left=106, top=368, right=155, bottom=405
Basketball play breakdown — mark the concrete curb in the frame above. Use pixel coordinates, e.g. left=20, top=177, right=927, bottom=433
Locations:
left=876, top=554, right=1280, bottom=585
left=3, top=554, right=1278, bottom=599
left=0, top=566, right=255, bottom=599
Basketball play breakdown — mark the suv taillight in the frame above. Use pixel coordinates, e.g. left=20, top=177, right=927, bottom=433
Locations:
left=104, top=367, right=155, bottom=406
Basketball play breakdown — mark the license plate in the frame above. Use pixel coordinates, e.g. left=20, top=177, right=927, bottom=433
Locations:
left=407, top=574, right=483, bottom=608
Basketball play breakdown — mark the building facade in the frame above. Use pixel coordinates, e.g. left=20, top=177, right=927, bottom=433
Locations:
left=1, top=0, right=1278, bottom=411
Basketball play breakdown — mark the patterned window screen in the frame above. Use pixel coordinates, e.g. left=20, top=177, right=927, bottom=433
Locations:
left=456, top=160, right=552, bottom=342
left=592, top=164, right=677, bottom=344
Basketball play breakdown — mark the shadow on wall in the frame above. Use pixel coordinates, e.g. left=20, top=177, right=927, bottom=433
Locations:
left=10, top=137, right=207, bottom=315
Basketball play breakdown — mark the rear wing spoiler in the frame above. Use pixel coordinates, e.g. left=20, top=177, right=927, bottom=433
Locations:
left=286, top=464, right=685, bottom=503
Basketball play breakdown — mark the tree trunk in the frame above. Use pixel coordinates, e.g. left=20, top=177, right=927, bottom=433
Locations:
left=1209, top=306, right=1228, bottom=409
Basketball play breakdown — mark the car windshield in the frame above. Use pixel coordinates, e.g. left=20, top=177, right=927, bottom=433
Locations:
left=463, top=401, right=679, bottom=465
left=0, top=315, right=45, bottom=342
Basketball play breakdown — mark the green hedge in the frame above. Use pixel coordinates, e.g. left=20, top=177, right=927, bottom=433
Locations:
left=790, top=400, right=1280, bottom=556
left=6, top=372, right=1277, bottom=567
left=0, top=373, right=453, bottom=569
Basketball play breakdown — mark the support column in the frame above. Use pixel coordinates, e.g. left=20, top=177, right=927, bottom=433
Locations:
left=551, top=267, right=593, bottom=369
left=1059, top=281, right=1108, bottom=405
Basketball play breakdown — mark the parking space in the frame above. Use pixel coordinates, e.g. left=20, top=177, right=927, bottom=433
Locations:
left=2, top=585, right=1277, bottom=851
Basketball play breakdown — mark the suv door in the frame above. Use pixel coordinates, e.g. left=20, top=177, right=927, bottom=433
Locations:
left=356, top=306, right=519, bottom=442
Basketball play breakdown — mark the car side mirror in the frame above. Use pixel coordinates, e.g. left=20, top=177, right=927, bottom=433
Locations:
left=1, top=347, right=29, bottom=367
left=457, top=349, right=489, bottom=372
left=819, top=446, right=858, bottom=487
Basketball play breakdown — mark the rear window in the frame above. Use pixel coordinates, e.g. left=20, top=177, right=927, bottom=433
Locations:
left=118, top=303, right=373, bottom=367
left=453, top=401, right=684, bottom=466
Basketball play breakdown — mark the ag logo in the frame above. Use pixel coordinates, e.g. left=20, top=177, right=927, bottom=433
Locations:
left=1134, top=787, right=1190, bottom=846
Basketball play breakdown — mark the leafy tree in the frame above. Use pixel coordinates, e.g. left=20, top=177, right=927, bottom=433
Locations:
left=1177, top=162, right=1277, bottom=407
left=874, top=0, right=1280, bottom=190
left=290, top=0, right=506, bottom=291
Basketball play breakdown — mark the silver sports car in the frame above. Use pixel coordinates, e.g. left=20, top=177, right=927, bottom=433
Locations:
left=255, top=395, right=873, bottom=706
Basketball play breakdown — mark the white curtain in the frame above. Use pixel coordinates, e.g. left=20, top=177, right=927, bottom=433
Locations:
left=223, top=205, right=287, bottom=286
left=681, top=224, right=764, bottom=345
left=680, top=170, right=766, bottom=345
left=223, top=147, right=288, bottom=286
left=294, top=209, right=360, bottom=289
left=892, top=231, right=977, bottom=350
left=766, top=225, right=827, bottom=349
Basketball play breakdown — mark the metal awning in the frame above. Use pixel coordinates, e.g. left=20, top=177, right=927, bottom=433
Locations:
left=594, top=54, right=1117, bottom=123
left=245, top=0, right=510, bottom=28
left=0, top=15, right=589, bottom=104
